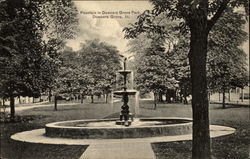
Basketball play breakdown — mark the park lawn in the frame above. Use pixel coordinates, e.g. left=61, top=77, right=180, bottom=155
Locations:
left=142, top=101, right=249, bottom=159
left=0, top=98, right=121, bottom=159
left=1, top=99, right=249, bottom=159
left=0, top=121, right=88, bottom=159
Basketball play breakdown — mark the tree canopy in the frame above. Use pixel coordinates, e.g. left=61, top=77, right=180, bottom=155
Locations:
left=0, top=0, right=78, bottom=119
left=77, top=39, right=121, bottom=103
left=123, top=0, right=248, bottom=158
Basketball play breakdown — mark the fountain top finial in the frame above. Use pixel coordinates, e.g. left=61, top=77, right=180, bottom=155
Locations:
left=123, top=57, right=127, bottom=71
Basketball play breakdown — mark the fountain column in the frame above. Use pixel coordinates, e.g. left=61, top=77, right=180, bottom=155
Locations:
left=120, top=58, right=130, bottom=125
left=114, top=58, right=136, bottom=126
left=135, top=91, right=140, bottom=117
left=131, top=71, right=134, bottom=89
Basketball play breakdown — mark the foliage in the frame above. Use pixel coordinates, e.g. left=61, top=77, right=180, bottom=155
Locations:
left=123, top=0, right=248, bottom=158
left=127, top=17, right=180, bottom=102
left=77, top=39, right=121, bottom=100
left=0, top=0, right=45, bottom=99
left=207, top=9, right=248, bottom=93
left=127, top=21, right=190, bottom=103
left=40, top=0, right=79, bottom=100
left=169, top=35, right=191, bottom=103
left=0, top=0, right=79, bottom=117
left=133, top=35, right=177, bottom=95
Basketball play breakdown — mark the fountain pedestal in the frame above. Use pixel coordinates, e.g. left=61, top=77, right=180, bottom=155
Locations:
left=114, top=58, right=137, bottom=126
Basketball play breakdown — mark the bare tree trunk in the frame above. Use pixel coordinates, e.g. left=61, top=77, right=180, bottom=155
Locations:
left=241, top=88, right=244, bottom=102
left=105, top=93, right=109, bottom=103
left=184, top=96, right=188, bottom=105
left=91, top=95, right=94, bottom=103
left=165, top=91, right=171, bottom=103
left=222, top=89, right=226, bottom=109
left=154, top=92, right=157, bottom=110
left=189, top=22, right=211, bottom=159
left=183, top=85, right=188, bottom=104
left=10, top=96, right=15, bottom=121
left=159, top=92, right=163, bottom=103
left=228, top=90, right=230, bottom=102
left=18, top=96, right=21, bottom=104
left=81, top=94, right=84, bottom=103
left=173, top=90, right=177, bottom=101
left=208, top=92, right=211, bottom=102
left=49, top=89, right=52, bottom=102
left=103, top=91, right=105, bottom=98
left=54, top=95, right=57, bottom=111
left=165, top=93, right=168, bottom=102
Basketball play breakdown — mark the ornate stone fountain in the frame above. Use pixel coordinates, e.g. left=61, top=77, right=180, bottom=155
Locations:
left=114, top=58, right=137, bottom=126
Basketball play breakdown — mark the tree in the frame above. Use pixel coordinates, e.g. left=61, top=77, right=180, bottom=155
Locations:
left=78, top=39, right=121, bottom=103
left=167, top=9, right=248, bottom=107
left=0, top=0, right=78, bottom=118
left=169, top=37, right=191, bottom=104
left=40, top=0, right=79, bottom=109
left=0, top=0, right=47, bottom=120
left=52, top=66, right=79, bottom=110
left=132, top=35, right=177, bottom=108
left=56, top=47, right=88, bottom=104
left=124, top=1, right=248, bottom=158
left=127, top=17, right=181, bottom=104
left=207, top=9, right=248, bottom=108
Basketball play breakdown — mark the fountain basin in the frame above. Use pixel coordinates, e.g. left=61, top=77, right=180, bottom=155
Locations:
left=45, top=117, right=192, bottom=139
left=113, top=89, right=137, bottom=95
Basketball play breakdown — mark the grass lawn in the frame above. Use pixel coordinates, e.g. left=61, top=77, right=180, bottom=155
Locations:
left=1, top=98, right=249, bottom=159
left=0, top=98, right=121, bottom=159
left=143, top=101, right=249, bottom=159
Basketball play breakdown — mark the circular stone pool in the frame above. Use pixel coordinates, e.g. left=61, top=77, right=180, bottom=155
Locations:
left=45, top=117, right=192, bottom=139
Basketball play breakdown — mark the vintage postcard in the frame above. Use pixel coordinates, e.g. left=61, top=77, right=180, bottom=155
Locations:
left=0, top=0, right=249, bottom=159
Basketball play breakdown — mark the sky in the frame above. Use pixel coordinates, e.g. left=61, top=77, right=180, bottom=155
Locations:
left=66, top=1, right=152, bottom=54
left=66, top=1, right=249, bottom=66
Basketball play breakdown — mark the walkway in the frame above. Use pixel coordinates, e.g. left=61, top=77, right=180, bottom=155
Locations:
left=3, top=99, right=122, bottom=113
left=11, top=125, right=235, bottom=159
left=4, top=102, right=80, bottom=112
left=80, top=142, right=155, bottom=159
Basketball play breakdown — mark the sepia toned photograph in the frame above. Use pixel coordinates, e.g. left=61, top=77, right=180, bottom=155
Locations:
left=0, top=0, right=249, bottom=159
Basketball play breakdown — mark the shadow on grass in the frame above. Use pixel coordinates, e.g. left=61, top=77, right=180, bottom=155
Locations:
left=151, top=115, right=250, bottom=159
left=210, top=104, right=250, bottom=110
left=152, top=141, right=192, bottom=159
left=1, top=115, right=88, bottom=159
left=1, top=140, right=88, bottom=159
